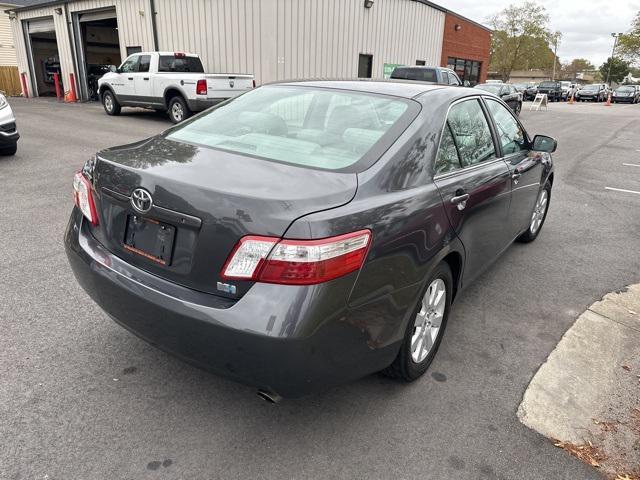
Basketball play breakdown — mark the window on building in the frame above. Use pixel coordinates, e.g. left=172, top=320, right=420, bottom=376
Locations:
left=446, top=57, right=482, bottom=86
left=416, top=60, right=426, bottom=66
left=358, top=54, right=373, bottom=78
left=126, top=46, right=142, bottom=56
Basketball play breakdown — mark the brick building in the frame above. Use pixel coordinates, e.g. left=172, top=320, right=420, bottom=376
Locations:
left=440, top=11, right=492, bottom=85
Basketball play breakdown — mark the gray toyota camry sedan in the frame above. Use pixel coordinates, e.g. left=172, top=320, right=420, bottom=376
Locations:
left=65, top=80, right=556, bottom=400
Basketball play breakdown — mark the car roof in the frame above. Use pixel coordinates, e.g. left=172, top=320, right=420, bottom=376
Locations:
left=273, top=79, right=453, bottom=99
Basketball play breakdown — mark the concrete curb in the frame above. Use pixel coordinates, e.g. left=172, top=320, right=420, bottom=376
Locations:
left=518, top=284, right=640, bottom=477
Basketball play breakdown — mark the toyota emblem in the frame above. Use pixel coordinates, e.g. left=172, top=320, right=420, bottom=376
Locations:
left=131, top=188, right=153, bottom=213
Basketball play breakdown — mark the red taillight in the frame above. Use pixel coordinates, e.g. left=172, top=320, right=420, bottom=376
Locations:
left=221, top=230, right=371, bottom=285
left=174, top=52, right=186, bottom=58
left=73, top=171, right=98, bottom=225
left=196, top=79, right=207, bottom=95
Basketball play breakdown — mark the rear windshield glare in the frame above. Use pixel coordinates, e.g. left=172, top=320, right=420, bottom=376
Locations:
left=166, top=86, right=416, bottom=172
left=158, top=55, right=204, bottom=73
left=390, top=68, right=437, bottom=83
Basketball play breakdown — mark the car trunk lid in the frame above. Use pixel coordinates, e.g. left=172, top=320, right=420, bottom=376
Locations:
left=89, top=135, right=357, bottom=299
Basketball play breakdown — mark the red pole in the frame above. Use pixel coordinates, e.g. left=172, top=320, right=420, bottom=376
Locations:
left=53, top=72, right=62, bottom=101
left=68, top=72, right=77, bottom=103
left=20, top=72, right=29, bottom=98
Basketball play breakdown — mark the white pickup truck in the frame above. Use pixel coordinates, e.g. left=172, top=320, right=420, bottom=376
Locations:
left=98, top=51, right=254, bottom=123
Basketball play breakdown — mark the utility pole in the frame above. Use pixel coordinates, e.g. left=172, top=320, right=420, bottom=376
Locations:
left=551, top=31, right=561, bottom=81
left=606, top=32, right=624, bottom=86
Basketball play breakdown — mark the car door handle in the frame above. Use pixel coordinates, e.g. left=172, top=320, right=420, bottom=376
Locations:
left=450, top=193, right=469, bottom=204
left=143, top=77, right=149, bottom=81
left=127, top=77, right=133, bottom=81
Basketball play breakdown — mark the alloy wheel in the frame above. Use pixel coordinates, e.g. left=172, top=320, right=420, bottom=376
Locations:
left=172, top=102, right=184, bottom=122
left=411, top=279, right=446, bottom=363
left=530, top=189, right=548, bottom=235
left=104, top=94, right=113, bottom=112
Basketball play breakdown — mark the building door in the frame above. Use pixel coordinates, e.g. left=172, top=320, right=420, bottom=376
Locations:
left=358, top=54, right=373, bottom=78
left=73, top=8, right=121, bottom=101
left=24, top=17, right=59, bottom=97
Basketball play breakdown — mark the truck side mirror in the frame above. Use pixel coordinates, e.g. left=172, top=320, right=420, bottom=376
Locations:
left=463, top=80, right=470, bottom=87
left=109, top=65, right=118, bottom=73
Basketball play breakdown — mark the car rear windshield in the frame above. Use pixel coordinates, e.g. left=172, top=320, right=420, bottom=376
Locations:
left=158, top=55, right=204, bottom=73
left=166, top=86, right=417, bottom=172
left=390, top=67, right=437, bottom=83
left=475, top=84, right=501, bottom=95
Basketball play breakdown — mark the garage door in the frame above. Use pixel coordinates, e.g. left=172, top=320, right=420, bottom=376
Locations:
left=79, top=9, right=116, bottom=23
left=27, top=17, right=55, bottom=34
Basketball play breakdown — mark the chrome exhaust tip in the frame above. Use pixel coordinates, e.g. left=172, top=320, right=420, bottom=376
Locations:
left=257, top=389, right=282, bottom=404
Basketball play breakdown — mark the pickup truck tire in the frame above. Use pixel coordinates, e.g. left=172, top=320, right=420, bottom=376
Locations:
left=168, top=96, right=191, bottom=124
left=102, top=90, right=121, bottom=116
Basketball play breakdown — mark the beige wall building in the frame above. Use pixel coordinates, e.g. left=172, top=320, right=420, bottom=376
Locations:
left=9, top=0, right=452, bottom=99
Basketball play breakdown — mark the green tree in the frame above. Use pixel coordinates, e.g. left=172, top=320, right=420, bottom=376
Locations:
left=489, top=1, right=554, bottom=81
left=599, top=57, right=631, bottom=84
left=618, top=12, right=640, bottom=64
left=562, top=58, right=595, bottom=79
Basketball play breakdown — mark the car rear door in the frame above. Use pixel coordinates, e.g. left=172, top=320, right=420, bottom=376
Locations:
left=433, top=97, right=512, bottom=284
left=483, top=97, right=543, bottom=238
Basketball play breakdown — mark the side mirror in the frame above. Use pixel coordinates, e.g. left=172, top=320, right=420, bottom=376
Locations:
left=109, top=65, right=118, bottom=73
left=463, top=80, right=470, bottom=87
left=532, top=135, right=557, bottom=153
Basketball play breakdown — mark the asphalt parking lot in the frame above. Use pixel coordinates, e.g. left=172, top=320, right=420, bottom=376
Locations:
left=1, top=98, right=639, bottom=480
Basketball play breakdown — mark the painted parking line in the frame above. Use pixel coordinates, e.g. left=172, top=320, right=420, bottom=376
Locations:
left=605, top=186, right=640, bottom=195
left=622, top=163, right=640, bottom=168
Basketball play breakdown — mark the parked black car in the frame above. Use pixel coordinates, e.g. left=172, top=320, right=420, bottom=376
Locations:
left=474, top=83, right=523, bottom=115
left=612, top=85, right=639, bottom=103
left=576, top=84, right=607, bottom=102
left=536, top=81, right=563, bottom=102
left=390, top=66, right=464, bottom=86
left=65, top=81, right=556, bottom=399
left=523, top=83, right=538, bottom=101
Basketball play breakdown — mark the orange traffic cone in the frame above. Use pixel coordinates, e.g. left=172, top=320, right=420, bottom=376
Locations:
left=605, top=93, right=611, bottom=106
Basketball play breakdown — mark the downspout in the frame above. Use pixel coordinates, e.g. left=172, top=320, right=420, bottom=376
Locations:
left=64, top=2, right=81, bottom=100
left=149, top=0, right=159, bottom=51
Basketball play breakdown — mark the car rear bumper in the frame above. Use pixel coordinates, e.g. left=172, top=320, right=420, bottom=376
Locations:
left=187, top=98, right=224, bottom=112
left=64, top=209, right=401, bottom=397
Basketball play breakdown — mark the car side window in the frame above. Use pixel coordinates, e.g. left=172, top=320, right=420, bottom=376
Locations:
left=435, top=123, right=462, bottom=174
left=120, top=55, right=139, bottom=73
left=485, top=99, right=527, bottom=156
left=138, top=55, right=151, bottom=73
left=446, top=99, right=496, bottom=167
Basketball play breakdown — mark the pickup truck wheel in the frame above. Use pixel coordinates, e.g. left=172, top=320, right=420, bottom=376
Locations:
left=102, top=90, right=121, bottom=116
left=168, top=96, right=191, bottom=124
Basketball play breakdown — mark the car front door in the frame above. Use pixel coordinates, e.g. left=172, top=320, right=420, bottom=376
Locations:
left=433, top=97, right=512, bottom=284
left=117, top=54, right=139, bottom=100
left=132, top=54, right=154, bottom=103
left=484, top=97, right=543, bottom=239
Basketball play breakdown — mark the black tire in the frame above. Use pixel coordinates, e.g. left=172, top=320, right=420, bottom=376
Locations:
left=0, top=143, right=17, bottom=155
left=167, top=96, right=191, bottom=124
left=382, top=262, right=452, bottom=381
left=517, top=181, right=551, bottom=243
left=102, top=90, right=121, bottom=116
